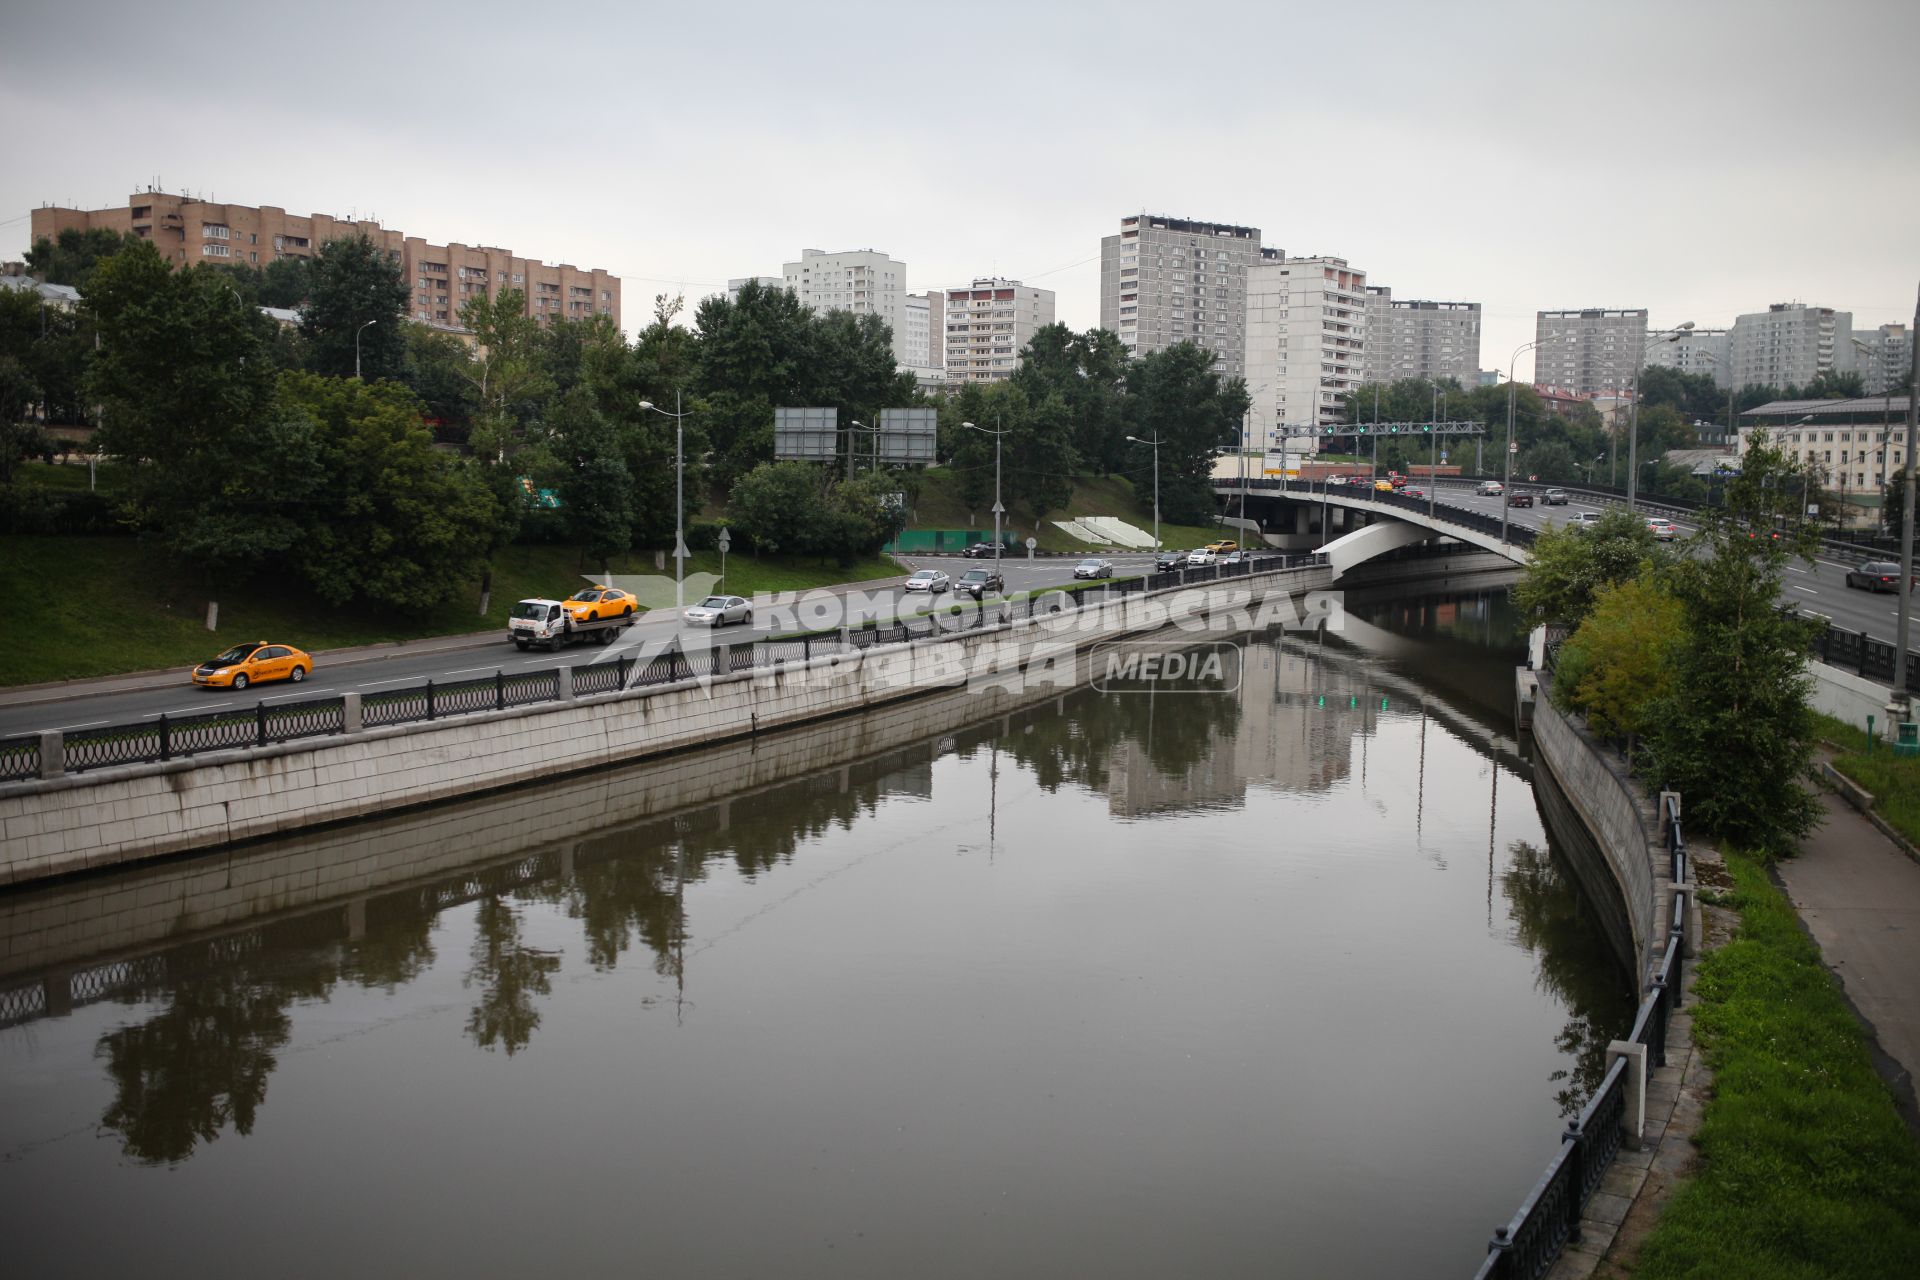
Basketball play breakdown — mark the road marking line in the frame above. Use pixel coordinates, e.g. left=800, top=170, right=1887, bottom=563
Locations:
left=1791, top=586, right=1820, bottom=595
left=54, top=720, right=109, bottom=730
left=444, top=666, right=497, bottom=676
left=355, top=677, right=420, bottom=688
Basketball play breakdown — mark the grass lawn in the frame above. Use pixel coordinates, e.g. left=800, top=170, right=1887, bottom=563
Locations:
left=1814, top=712, right=1920, bottom=848
left=0, top=536, right=900, bottom=686
left=1632, top=848, right=1920, bottom=1279
left=906, top=468, right=1231, bottom=553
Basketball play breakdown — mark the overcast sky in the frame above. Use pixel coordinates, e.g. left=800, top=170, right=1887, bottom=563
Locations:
left=5, top=0, right=1916, bottom=380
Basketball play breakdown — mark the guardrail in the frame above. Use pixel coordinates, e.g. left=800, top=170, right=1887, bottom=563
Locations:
left=1809, top=619, right=1920, bottom=694
left=1223, top=477, right=1541, bottom=549
left=6, top=554, right=1327, bottom=784
left=1470, top=786, right=1691, bottom=1278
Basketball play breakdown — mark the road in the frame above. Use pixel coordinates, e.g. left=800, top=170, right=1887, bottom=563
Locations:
left=0, top=552, right=1164, bottom=739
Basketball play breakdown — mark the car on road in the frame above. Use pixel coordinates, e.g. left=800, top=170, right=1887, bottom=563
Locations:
left=1476, top=480, right=1504, bottom=496
left=1205, top=539, right=1239, bottom=553
left=1509, top=491, right=1535, bottom=508
left=1541, top=489, right=1569, bottom=506
left=1373, top=479, right=1395, bottom=492
left=904, top=568, right=951, bottom=593
left=683, top=594, right=753, bottom=627
left=192, top=641, right=313, bottom=690
left=1072, top=558, right=1115, bottom=579
left=562, top=586, right=638, bottom=622
left=1568, top=511, right=1604, bottom=528
left=1402, top=486, right=1426, bottom=499
left=956, top=567, right=1004, bottom=598
left=1845, top=561, right=1916, bottom=593
left=1186, top=549, right=1218, bottom=567
left=1155, top=550, right=1189, bottom=571
left=1644, top=517, right=1679, bottom=541
left=961, top=541, right=1003, bottom=559
left=1220, top=550, right=1252, bottom=566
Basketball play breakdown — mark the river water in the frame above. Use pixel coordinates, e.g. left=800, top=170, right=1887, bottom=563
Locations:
left=0, top=583, right=1632, bottom=1278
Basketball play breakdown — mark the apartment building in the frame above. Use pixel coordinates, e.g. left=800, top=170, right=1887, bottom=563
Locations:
left=941, top=278, right=1056, bottom=383
left=1642, top=327, right=1730, bottom=382
left=1849, top=322, right=1910, bottom=396
left=726, top=276, right=784, bottom=303
left=781, top=248, right=911, bottom=364
left=1739, top=396, right=1913, bottom=499
left=1099, top=213, right=1262, bottom=380
left=1360, top=286, right=1481, bottom=386
left=1724, top=303, right=1853, bottom=391
left=30, top=191, right=619, bottom=328
left=1244, top=253, right=1369, bottom=451
left=1533, top=308, right=1650, bottom=396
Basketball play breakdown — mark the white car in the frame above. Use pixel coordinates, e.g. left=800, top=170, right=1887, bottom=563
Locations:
left=905, top=569, right=950, bottom=593
left=1072, top=558, right=1114, bottom=579
left=1476, top=480, right=1504, bottom=496
left=1569, top=511, right=1604, bottom=528
left=1187, top=549, right=1218, bottom=567
left=683, top=594, right=753, bottom=627
left=1645, top=518, right=1679, bottom=541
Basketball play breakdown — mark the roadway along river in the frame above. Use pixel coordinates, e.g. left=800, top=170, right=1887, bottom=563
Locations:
left=0, top=583, right=1633, bottom=1278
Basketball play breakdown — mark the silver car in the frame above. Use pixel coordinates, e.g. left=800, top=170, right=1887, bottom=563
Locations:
left=905, top=569, right=950, bottom=593
left=683, top=594, right=753, bottom=627
left=1072, top=558, right=1114, bottom=579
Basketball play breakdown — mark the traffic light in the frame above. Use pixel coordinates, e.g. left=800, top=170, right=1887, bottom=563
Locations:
left=1380, top=696, right=1390, bottom=710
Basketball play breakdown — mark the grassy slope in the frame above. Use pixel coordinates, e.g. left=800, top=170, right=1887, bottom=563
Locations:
left=907, top=468, right=1225, bottom=553
left=0, top=536, right=897, bottom=686
left=1633, top=849, right=1920, bottom=1279
left=1814, top=712, right=1920, bottom=848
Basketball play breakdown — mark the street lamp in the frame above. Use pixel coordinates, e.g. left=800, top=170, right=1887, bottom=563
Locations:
left=847, top=419, right=882, bottom=480
left=354, top=318, right=377, bottom=380
left=960, top=419, right=1010, bottom=564
left=639, top=392, right=692, bottom=608
left=1895, top=284, right=1920, bottom=716
left=1503, top=338, right=1546, bottom=544
left=1626, top=322, right=1695, bottom=510
left=1126, top=433, right=1163, bottom=551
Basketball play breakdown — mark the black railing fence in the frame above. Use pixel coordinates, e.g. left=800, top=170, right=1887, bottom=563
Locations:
left=1472, top=793, right=1691, bottom=1280
left=13, top=557, right=1324, bottom=781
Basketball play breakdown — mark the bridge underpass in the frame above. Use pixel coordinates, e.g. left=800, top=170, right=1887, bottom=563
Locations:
left=1213, top=479, right=1532, bottom=579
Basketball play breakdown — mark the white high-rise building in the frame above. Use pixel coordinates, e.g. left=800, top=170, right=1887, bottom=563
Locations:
left=1850, top=323, right=1910, bottom=396
left=1643, top=327, right=1729, bottom=382
left=1360, top=286, right=1481, bottom=386
left=781, top=248, right=912, bottom=364
left=1245, top=253, right=1369, bottom=453
left=901, top=294, right=934, bottom=371
left=725, top=276, right=784, bottom=304
left=941, top=278, right=1057, bottom=383
left=1099, top=213, right=1262, bottom=379
left=1534, top=308, right=1650, bottom=396
left=1725, top=303, right=1853, bottom=392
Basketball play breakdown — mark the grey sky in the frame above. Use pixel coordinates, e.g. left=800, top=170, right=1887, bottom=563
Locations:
left=5, top=0, right=1916, bottom=380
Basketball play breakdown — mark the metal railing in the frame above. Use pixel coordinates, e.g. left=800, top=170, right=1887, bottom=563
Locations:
left=1809, top=621, right=1920, bottom=694
left=1472, top=793, right=1690, bottom=1279
left=10, top=556, right=1328, bottom=783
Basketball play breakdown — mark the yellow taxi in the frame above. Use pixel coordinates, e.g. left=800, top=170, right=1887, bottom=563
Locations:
left=1373, top=479, right=1395, bottom=492
left=192, top=642, right=314, bottom=690
left=1204, top=539, right=1239, bottom=554
left=561, top=585, right=639, bottom=622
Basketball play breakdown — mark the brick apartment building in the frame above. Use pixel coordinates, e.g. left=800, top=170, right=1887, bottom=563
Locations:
left=30, top=191, right=620, bottom=328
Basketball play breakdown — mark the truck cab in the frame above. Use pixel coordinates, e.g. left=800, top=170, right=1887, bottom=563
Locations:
left=508, top=598, right=631, bottom=650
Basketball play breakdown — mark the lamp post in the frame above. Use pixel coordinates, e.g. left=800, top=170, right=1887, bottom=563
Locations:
left=639, top=392, right=691, bottom=608
left=961, top=420, right=1010, bottom=563
left=1503, top=339, right=1545, bottom=543
left=1895, top=284, right=1920, bottom=714
left=1625, top=322, right=1695, bottom=510
left=847, top=419, right=882, bottom=480
left=354, top=318, right=377, bottom=380
left=1126, top=433, right=1163, bottom=551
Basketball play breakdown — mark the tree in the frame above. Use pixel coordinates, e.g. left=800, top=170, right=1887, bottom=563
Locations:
left=401, top=323, right=481, bottom=435
left=1552, top=574, right=1686, bottom=740
left=297, top=235, right=409, bottom=379
left=1512, top=507, right=1661, bottom=626
left=1126, top=342, right=1248, bottom=524
left=728, top=461, right=830, bottom=556
left=1012, top=324, right=1129, bottom=474
left=547, top=386, right=635, bottom=568
left=276, top=372, right=499, bottom=607
left=1790, top=370, right=1865, bottom=400
left=1642, top=431, right=1823, bottom=854
left=25, top=227, right=142, bottom=287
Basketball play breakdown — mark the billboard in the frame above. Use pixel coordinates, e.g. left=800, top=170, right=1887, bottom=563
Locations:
left=773, top=407, right=838, bottom=460
left=877, top=407, right=937, bottom=464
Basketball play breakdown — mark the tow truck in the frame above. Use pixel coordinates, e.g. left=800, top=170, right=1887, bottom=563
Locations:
left=507, top=598, right=637, bottom=651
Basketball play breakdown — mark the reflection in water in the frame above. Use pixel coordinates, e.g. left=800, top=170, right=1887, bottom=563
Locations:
left=2, top=588, right=1637, bottom=1276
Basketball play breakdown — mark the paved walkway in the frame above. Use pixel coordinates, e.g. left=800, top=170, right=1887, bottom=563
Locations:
left=1773, top=778, right=1920, bottom=1130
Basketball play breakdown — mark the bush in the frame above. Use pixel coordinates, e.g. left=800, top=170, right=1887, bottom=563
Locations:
left=0, top=484, right=124, bottom=536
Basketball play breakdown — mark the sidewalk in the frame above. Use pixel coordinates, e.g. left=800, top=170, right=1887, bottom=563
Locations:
left=1772, top=776, right=1920, bottom=1132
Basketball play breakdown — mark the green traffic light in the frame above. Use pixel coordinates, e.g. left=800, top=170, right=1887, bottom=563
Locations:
left=1380, top=696, right=1390, bottom=710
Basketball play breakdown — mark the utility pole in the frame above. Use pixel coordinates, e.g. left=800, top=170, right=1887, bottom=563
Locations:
left=1895, top=283, right=1920, bottom=717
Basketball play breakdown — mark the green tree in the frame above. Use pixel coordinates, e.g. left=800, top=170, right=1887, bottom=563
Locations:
left=547, top=385, right=635, bottom=568
left=401, top=323, right=481, bottom=433
left=276, top=372, right=498, bottom=607
left=1552, top=574, right=1686, bottom=739
left=1126, top=342, right=1248, bottom=524
left=1791, top=370, right=1865, bottom=400
left=297, top=235, right=409, bottom=379
left=1012, top=324, right=1129, bottom=474
left=728, top=461, right=830, bottom=556
left=1642, top=432, right=1822, bottom=854
left=1512, top=507, right=1661, bottom=626
left=25, top=227, right=142, bottom=287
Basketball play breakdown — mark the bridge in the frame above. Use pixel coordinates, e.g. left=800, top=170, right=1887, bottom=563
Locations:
left=1212, top=477, right=1535, bottom=578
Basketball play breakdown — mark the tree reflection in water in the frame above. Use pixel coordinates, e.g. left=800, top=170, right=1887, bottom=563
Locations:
left=463, top=895, right=561, bottom=1055
left=1501, top=839, right=1636, bottom=1117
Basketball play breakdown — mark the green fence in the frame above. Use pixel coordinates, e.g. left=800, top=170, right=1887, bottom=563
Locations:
left=885, top=530, right=1011, bottom=554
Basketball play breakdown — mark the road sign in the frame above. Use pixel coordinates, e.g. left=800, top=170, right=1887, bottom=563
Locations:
left=1025, top=537, right=1037, bottom=550
left=716, top=528, right=731, bottom=553
left=991, top=500, right=1005, bottom=515
left=1509, top=441, right=1518, bottom=453
left=774, top=407, right=838, bottom=460
left=877, top=408, right=938, bottom=464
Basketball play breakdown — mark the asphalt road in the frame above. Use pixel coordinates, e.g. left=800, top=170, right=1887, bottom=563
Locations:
left=0, top=553, right=1166, bottom=739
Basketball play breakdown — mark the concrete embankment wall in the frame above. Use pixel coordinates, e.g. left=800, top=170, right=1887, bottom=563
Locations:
left=1528, top=678, right=1673, bottom=984
left=0, top=569, right=1330, bottom=886
left=1809, top=659, right=1896, bottom=735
